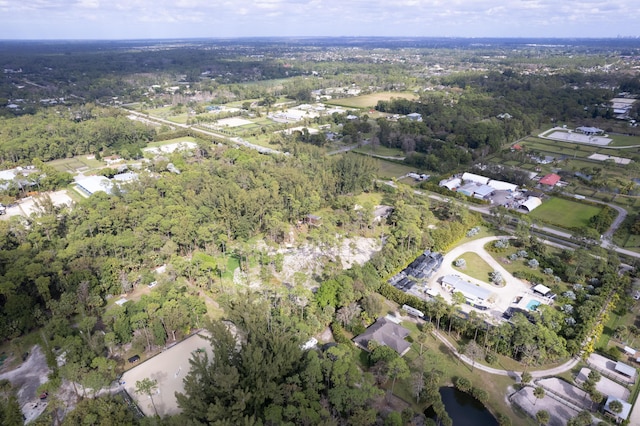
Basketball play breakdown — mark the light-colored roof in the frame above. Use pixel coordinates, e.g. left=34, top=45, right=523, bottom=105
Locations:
left=520, top=196, right=542, bottom=212
left=604, top=395, right=632, bottom=420
left=488, top=180, right=518, bottom=192
left=532, top=284, right=551, bottom=295
left=0, top=169, right=17, bottom=181
left=615, top=361, right=636, bottom=378
left=75, top=175, right=113, bottom=195
left=439, top=177, right=461, bottom=190
left=473, top=184, right=494, bottom=197
left=441, top=275, right=491, bottom=301
left=576, top=126, right=603, bottom=134
left=462, top=172, right=490, bottom=185
left=624, top=346, right=636, bottom=355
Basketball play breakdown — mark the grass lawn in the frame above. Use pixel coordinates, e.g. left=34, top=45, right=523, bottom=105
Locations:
left=326, top=92, right=417, bottom=109
left=47, top=155, right=104, bottom=173
left=374, top=159, right=417, bottom=179
left=529, top=197, right=602, bottom=229
left=453, top=252, right=494, bottom=283
left=222, top=255, right=240, bottom=280
left=353, top=145, right=406, bottom=157
left=398, top=322, right=535, bottom=425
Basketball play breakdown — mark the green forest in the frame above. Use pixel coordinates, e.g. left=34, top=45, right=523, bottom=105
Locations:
left=1, top=38, right=640, bottom=426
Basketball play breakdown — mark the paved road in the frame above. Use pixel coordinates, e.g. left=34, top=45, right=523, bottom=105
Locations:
left=432, top=329, right=580, bottom=378
left=124, top=108, right=284, bottom=155
left=379, top=180, right=640, bottom=259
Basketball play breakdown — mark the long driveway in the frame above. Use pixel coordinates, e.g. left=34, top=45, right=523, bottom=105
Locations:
left=432, top=329, right=580, bottom=379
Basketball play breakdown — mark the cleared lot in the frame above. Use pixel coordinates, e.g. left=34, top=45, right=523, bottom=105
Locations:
left=120, top=332, right=212, bottom=417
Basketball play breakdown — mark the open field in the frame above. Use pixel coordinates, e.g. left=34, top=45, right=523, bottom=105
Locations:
left=47, top=156, right=104, bottom=173
left=354, top=145, right=405, bottom=157
left=326, top=92, right=417, bottom=109
left=529, top=197, right=601, bottom=229
left=373, top=158, right=417, bottom=179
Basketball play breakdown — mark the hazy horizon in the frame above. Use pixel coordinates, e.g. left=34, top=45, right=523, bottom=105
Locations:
left=0, top=0, right=638, bottom=40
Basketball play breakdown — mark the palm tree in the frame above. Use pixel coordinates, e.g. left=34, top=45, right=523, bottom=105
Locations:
left=533, top=386, right=545, bottom=406
left=536, top=409, right=550, bottom=425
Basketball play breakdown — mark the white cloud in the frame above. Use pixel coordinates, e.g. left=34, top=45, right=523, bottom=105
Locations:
left=0, top=0, right=638, bottom=38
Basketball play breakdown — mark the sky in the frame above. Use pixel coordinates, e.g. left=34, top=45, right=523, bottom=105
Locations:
left=0, top=0, right=638, bottom=40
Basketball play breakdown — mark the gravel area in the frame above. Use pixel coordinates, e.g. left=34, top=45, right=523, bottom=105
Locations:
left=0, top=346, right=52, bottom=423
left=576, top=368, right=630, bottom=401
left=587, top=353, right=636, bottom=385
left=536, top=377, right=596, bottom=411
left=510, top=386, right=579, bottom=426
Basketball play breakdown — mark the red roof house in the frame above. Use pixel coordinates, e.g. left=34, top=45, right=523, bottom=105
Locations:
left=512, top=143, right=523, bottom=151
left=539, top=173, right=561, bottom=186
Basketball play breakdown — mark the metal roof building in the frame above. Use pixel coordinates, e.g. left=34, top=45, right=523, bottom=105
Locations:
left=462, top=172, right=490, bottom=185
left=488, top=179, right=518, bottom=192
left=615, top=361, right=636, bottom=378
left=441, top=275, right=491, bottom=302
left=520, top=197, right=542, bottom=212
left=75, top=176, right=113, bottom=195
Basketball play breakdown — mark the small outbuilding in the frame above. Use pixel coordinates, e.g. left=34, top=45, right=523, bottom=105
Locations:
left=603, top=395, right=631, bottom=422
left=520, top=196, right=542, bottom=212
left=614, top=361, right=636, bottom=379
left=439, top=177, right=461, bottom=191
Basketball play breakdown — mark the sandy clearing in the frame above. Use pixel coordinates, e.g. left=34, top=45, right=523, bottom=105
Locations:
left=0, top=345, right=52, bottom=423
left=120, top=332, right=212, bottom=417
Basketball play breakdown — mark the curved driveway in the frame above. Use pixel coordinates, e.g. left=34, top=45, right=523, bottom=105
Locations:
left=427, top=236, right=549, bottom=320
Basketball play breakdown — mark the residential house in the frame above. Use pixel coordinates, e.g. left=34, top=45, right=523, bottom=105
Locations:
left=353, top=317, right=411, bottom=356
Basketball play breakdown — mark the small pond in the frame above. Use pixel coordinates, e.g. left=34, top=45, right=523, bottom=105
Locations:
left=425, top=387, right=498, bottom=426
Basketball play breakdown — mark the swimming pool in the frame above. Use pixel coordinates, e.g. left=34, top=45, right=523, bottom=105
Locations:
left=526, top=300, right=541, bottom=311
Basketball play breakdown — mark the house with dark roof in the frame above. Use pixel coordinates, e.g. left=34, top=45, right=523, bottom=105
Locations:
left=353, top=317, right=411, bottom=356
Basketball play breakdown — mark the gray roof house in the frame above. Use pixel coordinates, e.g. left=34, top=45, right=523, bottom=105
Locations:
left=353, top=317, right=411, bottom=356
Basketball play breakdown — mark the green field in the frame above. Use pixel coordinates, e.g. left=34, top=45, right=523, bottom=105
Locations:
left=47, top=156, right=104, bottom=173
left=326, top=91, right=417, bottom=109
left=529, top=197, right=602, bottom=229
left=353, top=145, right=405, bottom=157
left=454, top=252, right=495, bottom=283
left=373, top=158, right=417, bottom=179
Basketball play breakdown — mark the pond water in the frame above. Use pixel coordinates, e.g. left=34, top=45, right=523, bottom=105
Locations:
left=425, top=387, right=498, bottom=426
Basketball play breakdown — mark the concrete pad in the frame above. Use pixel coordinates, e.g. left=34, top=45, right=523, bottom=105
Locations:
left=120, top=332, right=212, bottom=417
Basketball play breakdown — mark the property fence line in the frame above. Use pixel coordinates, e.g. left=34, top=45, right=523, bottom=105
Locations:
left=539, top=386, right=583, bottom=413
left=586, top=363, right=634, bottom=387
left=537, top=383, right=595, bottom=413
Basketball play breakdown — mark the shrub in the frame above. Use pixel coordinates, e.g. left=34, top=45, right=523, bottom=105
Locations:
left=528, top=259, right=539, bottom=269
left=485, top=352, right=497, bottom=364
left=454, top=258, right=466, bottom=268
left=471, top=387, right=489, bottom=403
left=454, top=376, right=472, bottom=393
